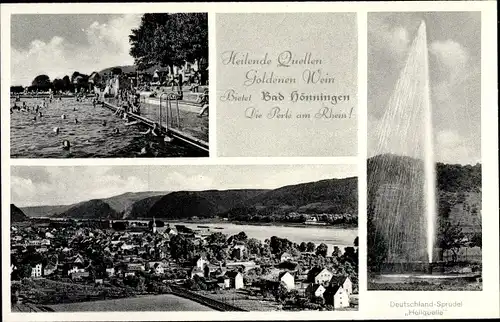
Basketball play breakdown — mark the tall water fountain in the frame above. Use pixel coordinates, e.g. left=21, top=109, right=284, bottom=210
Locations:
left=369, top=21, right=437, bottom=269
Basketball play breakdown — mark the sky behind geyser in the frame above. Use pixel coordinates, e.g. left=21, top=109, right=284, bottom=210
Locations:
left=368, top=12, right=481, bottom=165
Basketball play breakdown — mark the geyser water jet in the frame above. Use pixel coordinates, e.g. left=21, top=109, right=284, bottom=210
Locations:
left=420, top=21, right=436, bottom=264
left=370, top=20, right=436, bottom=265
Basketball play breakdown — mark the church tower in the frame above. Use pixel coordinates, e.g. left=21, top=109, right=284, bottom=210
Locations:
left=152, top=217, right=157, bottom=234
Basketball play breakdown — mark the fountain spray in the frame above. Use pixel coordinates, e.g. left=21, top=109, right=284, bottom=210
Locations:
left=419, top=21, right=437, bottom=263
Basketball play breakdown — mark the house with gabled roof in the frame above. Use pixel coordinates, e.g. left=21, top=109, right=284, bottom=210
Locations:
left=280, top=252, right=293, bottom=262
left=330, top=275, right=353, bottom=296
left=225, top=271, right=244, bottom=289
left=324, top=285, right=350, bottom=309
left=73, top=254, right=85, bottom=265
left=308, top=267, right=334, bottom=285
left=278, top=271, right=295, bottom=290
left=306, top=283, right=326, bottom=299
left=189, top=267, right=204, bottom=279
left=43, top=262, right=57, bottom=276
left=194, top=255, right=208, bottom=269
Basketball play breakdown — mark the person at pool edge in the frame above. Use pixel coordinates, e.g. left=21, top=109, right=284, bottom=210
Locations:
left=140, top=123, right=162, bottom=137
left=197, top=89, right=209, bottom=117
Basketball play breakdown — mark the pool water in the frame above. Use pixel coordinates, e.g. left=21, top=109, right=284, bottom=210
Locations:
left=10, top=98, right=207, bottom=158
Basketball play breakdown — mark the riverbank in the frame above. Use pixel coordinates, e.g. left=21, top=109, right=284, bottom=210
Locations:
left=161, top=218, right=358, bottom=230
left=169, top=221, right=358, bottom=254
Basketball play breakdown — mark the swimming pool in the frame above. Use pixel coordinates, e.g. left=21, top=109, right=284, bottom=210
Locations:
left=10, top=97, right=207, bottom=158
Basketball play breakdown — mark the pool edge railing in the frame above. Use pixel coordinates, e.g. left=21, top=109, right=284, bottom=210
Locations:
left=101, top=99, right=209, bottom=153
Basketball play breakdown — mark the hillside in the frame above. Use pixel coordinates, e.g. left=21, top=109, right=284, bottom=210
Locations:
left=102, top=191, right=169, bottom=215
left=123, top=195, right=165, bottom=219
left=11, top=204, right=29, bottom=222
left=146, top=189, right=266, bottom=219
left=367, top=154, right=482, bottom=233
left=18, top=179, right=358, bottom=222
left=56, top=199, right=120, bottom=220
left=246, top=178, right=357, bottom=210
left=436, top=162, right=481, bottom=193
left=224, top=178, right=358, bottom=221
left=21, top=191, right=168, bottom=218
left=367, top=154, right=482, bottom=192
left=21, top=205, right=71, bottom=218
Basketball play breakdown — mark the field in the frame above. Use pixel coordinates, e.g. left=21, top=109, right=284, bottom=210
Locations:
left=197, top=289, right=280, bottom=311
left=14, top=278, right=138, bottom=305
left=48, top=294, right=214, bottom=312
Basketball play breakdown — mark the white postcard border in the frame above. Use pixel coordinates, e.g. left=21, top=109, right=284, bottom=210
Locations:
left=1, top=1, right=498, bottom=321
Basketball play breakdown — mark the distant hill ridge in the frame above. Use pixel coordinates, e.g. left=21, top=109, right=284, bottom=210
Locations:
left=19, top=179, right=357, bottom=220
left=55, top=199, right=120, bottom=220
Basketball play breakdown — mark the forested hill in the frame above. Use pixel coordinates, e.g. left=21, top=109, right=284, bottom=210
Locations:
left=146, top=189, right=267, bottom=219
left=223, top=178, right=358, bottom=222
left=367, top=154, right=482, bottom=192
left=18, top=177, right=358, bottom=223
left=436, top=162, right=481, bottom=192
left=55, top=199, right=120, bottom=220
left=367, top=154, right=482, bottom=234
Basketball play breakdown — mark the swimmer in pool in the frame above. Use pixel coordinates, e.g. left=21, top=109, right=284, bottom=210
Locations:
left=61, top=114, right=66, bottom=120
left=113, top=128, right=120, bottom=134
left=114, top=103, right=125, bottom=116
left=74, top=118, right=79, bottom=124
left=53, top=127, right=60, bottom=135
left=38, top=112, right=43, bottom=118
left=62, top=140, right=70, bottom=150
left=138, top=142, right=155, bottom=157
left=102, top=120, right=107, bottom=126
